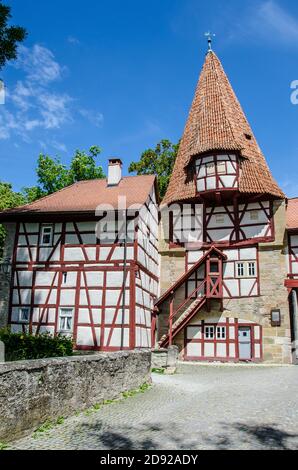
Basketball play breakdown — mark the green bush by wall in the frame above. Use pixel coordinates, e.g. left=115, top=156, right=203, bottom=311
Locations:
left=0, top=329, right=73, bottom=361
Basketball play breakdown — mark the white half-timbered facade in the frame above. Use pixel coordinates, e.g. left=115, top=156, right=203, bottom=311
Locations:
left=1, top=161, right=158, bottom=351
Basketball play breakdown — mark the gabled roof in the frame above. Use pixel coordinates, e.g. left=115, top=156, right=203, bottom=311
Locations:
left=163, top=51, right=284, bottom=204
left=0, top=175, right=156, bottom=221
left=287, top=198, right=298, bottom=230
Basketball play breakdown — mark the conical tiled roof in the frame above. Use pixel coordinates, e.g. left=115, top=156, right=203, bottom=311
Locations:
left=163, top=51, right=284, bottom=204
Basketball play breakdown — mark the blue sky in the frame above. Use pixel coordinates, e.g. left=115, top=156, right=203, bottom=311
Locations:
left=0, top=0, right=298, bottom=196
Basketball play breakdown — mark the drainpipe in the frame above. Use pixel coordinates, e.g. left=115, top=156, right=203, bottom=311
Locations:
left=291, top=289, right=298, bottom=363
left=120, top=209, right=127, bottom=350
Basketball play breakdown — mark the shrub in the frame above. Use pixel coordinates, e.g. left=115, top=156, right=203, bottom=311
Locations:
left=0, top=329, right=73, bottom=361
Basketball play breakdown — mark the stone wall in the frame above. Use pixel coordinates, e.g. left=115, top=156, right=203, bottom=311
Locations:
left=0, top=222, right=16, bottom=328
left=0, top=350, right=151, bottom=442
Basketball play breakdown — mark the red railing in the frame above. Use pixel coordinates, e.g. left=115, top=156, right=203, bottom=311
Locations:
left=168, top=279, right=206, bottom=345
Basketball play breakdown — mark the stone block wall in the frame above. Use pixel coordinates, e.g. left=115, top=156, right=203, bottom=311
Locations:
left=0, top=350, right=151, bottom=442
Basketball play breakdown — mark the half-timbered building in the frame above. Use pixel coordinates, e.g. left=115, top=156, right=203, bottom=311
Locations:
left=0, top=160, right=159, bottom=351
left=155, top=48, right=294, bottom=363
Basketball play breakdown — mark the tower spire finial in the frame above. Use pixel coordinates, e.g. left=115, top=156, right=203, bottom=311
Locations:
left=204, top=31, right=215, bottom=52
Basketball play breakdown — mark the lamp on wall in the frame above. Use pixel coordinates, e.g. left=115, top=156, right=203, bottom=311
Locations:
left=0, top=258, right=12, bottom=277
left=271, top=309, right=281, bottom=327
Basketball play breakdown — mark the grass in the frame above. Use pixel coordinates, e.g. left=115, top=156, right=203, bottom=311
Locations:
left=31, top=382, right=151, bottom=439
left=152, top=367, right=165, bottom=374
left=33, top=417, right=65, bottom=438
left=0, top=442, right=9, bottom=450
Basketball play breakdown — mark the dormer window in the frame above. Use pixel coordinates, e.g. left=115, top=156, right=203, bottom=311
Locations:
left=195, top=153, right=239, bottom=193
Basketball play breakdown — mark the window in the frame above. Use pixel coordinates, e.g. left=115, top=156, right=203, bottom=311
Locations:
left=59, top=308, right=73, bottom=333
left=41, top=225, right=53, bottom=246
left=206, top=162, right=215, bottom=175
left=250, top=210, right=259, bottom=221
left=236, top=261, right=257, bottom=278
left=236, top=262, right=245, bottom=278
left=216, top=326, right=226, bottom=339
left=19, top=307, right=30, bottom=323
left=215, top=213, right=225, bottom=224
left=205, top=326, right=214, bottom=339
left=217, top=161, right=226, bottom=174
left=247, top=262, right=256, bottom=277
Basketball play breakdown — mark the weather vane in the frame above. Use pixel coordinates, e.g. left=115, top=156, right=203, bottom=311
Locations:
left=204, top=32, right=215, bottom=52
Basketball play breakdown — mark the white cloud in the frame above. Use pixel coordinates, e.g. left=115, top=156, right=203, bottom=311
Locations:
left=15, top=45, right=64, bottom=85
left=222, top=1, right=298, bottom=47
left=67, top=36, right=80, bottom=45
left=79, top=109, right=104, bottom=128
left=257, top=1, right=298, bottom=42
left=0, top=43, right=103, bottom=142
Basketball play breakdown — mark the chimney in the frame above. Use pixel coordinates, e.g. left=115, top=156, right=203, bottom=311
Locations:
left=107, top=158, right=122, bottom=186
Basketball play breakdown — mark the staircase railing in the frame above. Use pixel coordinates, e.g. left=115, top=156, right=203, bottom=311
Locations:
left=168, top=279, right=206, bottom=345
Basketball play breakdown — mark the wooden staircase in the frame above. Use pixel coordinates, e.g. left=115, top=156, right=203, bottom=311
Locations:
left=158, top=295, right=206, bottom=348
left=154, top=246, right=227, bottom=350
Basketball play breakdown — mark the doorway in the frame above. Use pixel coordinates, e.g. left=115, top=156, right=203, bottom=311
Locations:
left=238, top=327, right=252, bottom=360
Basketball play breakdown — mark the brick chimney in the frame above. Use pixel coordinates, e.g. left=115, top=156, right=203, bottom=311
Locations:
left=107, top=158, right=122, bottom=186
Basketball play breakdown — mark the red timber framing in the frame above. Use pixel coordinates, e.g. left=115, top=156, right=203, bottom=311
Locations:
left=169, top=199, right=275, bottom=249
left=286, top=231, right=298, bottom=286
left=186, top=246, right=260, bottom=299
left=194, top=153, right=239, bottom=194
left=8, top=190, right=159, bottom=351
left=184, top=318, right=263, bottom=362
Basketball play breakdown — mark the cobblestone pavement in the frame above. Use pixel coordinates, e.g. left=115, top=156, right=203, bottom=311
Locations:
left=10, top=364, right=298, bottom=450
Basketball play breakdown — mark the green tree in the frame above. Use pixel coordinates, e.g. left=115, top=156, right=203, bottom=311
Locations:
left=128, top=139, right=179, bottom=199
left=36, top=146, right=105, bottom=195
left=0, top=182, right=26, bottom=259
left=0, top=1, right=27, bottom=71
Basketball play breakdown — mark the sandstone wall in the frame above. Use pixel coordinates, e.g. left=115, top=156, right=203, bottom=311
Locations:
left=0, top=350, right=151, bottom=442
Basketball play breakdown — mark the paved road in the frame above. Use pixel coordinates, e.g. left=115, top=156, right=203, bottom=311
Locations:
left=10, top=364, right=298, bottom=450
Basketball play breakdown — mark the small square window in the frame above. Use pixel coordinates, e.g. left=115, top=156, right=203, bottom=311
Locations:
left=215, top=214, right=225, bottom=224
left=41, top=226, right=53, bottom=246
left=216, top=326, right=226, bottom=340
left=206, top=162, right=216, bottom=176
left=59, top=308, right=73, bottom=333
left=19, top=307, right=30, bottom=323
left=250, top=211, right=259, bottom=221
left=247, top=262, right=256, bottom=277
left=236, top=262, right=245, bottom=278
left=205, top=326, right=214, bottom=339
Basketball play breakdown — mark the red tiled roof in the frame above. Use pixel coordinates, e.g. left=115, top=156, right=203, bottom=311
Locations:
left=287, top=198, right=298, bottom=230
left=163, top=51, right=284, bottom=205
left=0, top=175, right=156, bottom=220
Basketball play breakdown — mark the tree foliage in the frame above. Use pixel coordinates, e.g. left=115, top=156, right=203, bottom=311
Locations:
left=128, top=139, right=179, bottom=199
left=0, top=1, right=27, bottom=71
left=36, top=145, right=105, bottom=195
left=0, top=182, right=26, bottom=259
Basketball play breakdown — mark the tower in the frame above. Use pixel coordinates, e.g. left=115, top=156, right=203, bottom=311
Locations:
left=155, top=47, right=290, bottom=363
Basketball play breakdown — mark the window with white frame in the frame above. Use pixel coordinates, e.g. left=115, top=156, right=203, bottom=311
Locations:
left=236, top=261, right=257, bottom=278
left=247, top=261, right=256, bottom=277
left=205, top=326, right=214, bottom=339
left=206, top=162, right=216, bottom=176
left=41, top=225, right=53, bottom=246
left=19, top=307, right=30, bottom=323
left=216, top=326, right=226, bottom=339
left=215, top=213, right=225, bottom=224
left=59, top=308, right=74, bottom=333
left=250, top=210, right=259, bottom=221
left=236, top=262, right=245, bottom=278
